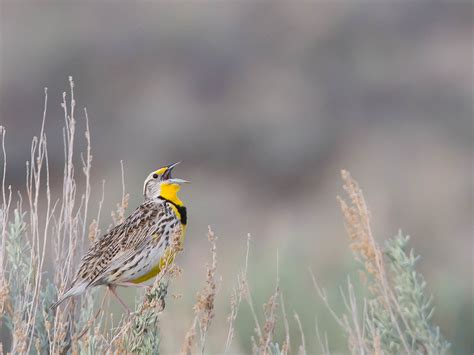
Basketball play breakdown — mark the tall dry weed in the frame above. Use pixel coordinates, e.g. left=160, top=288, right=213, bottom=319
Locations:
left=311, top=170, right=450, bottom=354
left=182, top=226, right=219, bottom=355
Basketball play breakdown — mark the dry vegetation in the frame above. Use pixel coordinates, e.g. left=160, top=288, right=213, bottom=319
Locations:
left=0, top=79, right=449, bottom=354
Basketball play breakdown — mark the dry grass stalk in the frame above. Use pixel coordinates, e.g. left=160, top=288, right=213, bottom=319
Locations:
left=80, top=108, right=92, bottom=245
left=310, top=271, right=355, bottom=347
left=0, top=278, right=8, bottom=315
left=224, top=233, right=251, bottom=354
left=236, top=236, right=265, bottom=352
left=258, top=253, right=282, bottom=355
left=279, top=292, right=291, bottom=355
left=258, top=288, right=279, bottom=354
left=0, top=126, right=12, bottom=317
left=50, top=77, right=84, bottom=354
left=233, top=239, right=289, bottom=355
left=294, top=312, right=306, bottom=355
left=87, top=220, right=99, bottom=244
left=311, top=170, right=393, bottom=354
left=22, top=86, right=53, bottom=353
left=11, top=317, right=28, bottom=353
left=338, top=170, right=382, bottom=279
left=373, top=332, right=382, bottom=355
left=0, top=77, right=97, bottom=354
left=338, top=169, right=411, bottom=353
left=182, top=226, right=219, bottom=355
left=309, top=170, right=450, bottom=354
left=182, top=317, right=198, bottom=355
left=315, top=317, right=330, bottom=355
left=111, top=160, right=129, bottom=226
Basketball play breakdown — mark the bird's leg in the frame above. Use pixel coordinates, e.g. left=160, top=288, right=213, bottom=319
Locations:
left=76, top=290, right=108, bottom=341
left=108, top=285, right=131, bottom=313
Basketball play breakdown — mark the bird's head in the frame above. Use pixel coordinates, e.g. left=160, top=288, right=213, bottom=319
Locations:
left=143, top=162, right=189, bottom=203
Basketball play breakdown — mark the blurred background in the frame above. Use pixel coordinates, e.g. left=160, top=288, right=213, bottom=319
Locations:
left=1, top=2, right=472, bottom=353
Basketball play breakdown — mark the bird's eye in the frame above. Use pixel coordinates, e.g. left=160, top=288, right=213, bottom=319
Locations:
left=152, top=174, right=158, bottom=179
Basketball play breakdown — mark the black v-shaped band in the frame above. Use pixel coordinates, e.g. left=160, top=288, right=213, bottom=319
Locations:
left=160, top=197, right=187, bottom=225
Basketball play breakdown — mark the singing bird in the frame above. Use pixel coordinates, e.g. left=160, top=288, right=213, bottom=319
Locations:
left=50, top=162, right=188, bottom=311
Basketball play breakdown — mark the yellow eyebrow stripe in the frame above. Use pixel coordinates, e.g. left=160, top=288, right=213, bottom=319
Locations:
left=154, top=167, right=167, bottom=175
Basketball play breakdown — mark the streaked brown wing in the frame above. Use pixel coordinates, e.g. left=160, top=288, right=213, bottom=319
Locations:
left=71, top=200, right=164, bottom=286
left=92, top=204, right=181, bottom=285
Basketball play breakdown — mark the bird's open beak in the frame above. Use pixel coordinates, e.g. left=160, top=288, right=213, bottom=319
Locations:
left=164, top=162, right=190, bottom=184
left=167, top=161, right=182, bottom=170
left=168, top=178, right=190, bottom=184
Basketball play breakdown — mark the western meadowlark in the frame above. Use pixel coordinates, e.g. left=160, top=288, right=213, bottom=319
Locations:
left=50, top=162, right=188, bottom=311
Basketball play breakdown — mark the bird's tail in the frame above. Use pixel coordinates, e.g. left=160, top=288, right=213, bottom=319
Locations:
left=49, top=282, right=87, bottom=311
left=49, top=295, right=70, bottom=311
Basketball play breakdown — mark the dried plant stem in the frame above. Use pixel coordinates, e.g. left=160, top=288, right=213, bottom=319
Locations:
left=111, top=160, right=129, bottom=226
left=238, top=235, right=264, bottom=349
left=0, top=126, right=12, bottom=316
left=315, top=317, right=330, bottom=355
left=338, top=170, right=410, bottom=353
left=80, top=107, right=92, bottom=248
left=294, top=312, right=306, bottom=355
left=252, top=250, right=280, bottom=355
left=182, top=227, right=219, bottom=355
left=279, top=293, right=291, bottom=355
left=224, top=234, right=251, bottom=354
left=26, top=86, right=53, bottom=353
